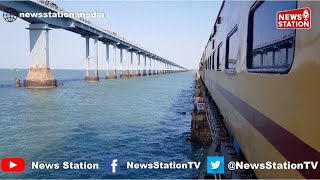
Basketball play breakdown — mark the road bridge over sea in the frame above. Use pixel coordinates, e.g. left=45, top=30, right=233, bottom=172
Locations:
left=0, top=0, right=187, bottom=88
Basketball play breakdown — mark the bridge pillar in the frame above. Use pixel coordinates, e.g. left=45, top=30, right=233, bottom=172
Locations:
left=153, top=59, right=156, bottom=75
left=149, top=57, right=152, bottom=76
left=137, top=54, right=141, bottom=76
left=126, top=50, right=130, bottom=78
left=132, top=52, right=139, bottom=77
left=129, top=51, right=132, bottom=77
left=156, top=61, right=159, bottom=75
left=85, top=37, right=90, bottom=78
left=24, top=23, right=56, bottom=88
left=94, top=38, right=99, bottom=78
left=106, top=44, right=109, bottom=77
left=105, top=43, right=117, bottom=80
left=161, top=62, right=163, bottom=74
left=129, top=51, right=135, bottom=77
left=260, top=53, right=263, bottom=67
left=113, top=45, right=118, bottom=79
left=120, top=49, right=128, bottom=78
left=85, top=37, right=99, bottom=82
left=154, top=60, right=157, bottom=75
left=162, top=63, right=164, bottom=74
left=143, top=55, right=147, bottom=76
left=163, top=62, right=165, bottom=74
left=120, top=48, right=123, bottom=77
left=166, top=64, right=168, bottom=74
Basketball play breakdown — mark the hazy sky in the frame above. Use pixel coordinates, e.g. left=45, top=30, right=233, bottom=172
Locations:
left=0, top=1, right=222, bottom=70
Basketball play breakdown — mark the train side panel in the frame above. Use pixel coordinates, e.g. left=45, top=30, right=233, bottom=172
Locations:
left=201, top=1, right=320, bottom=178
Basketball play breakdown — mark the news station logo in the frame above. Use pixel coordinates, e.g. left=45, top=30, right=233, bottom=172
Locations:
left=3, top=8, right=18, bottom=22
left=277, top=7, right=311, bottom=29
left=1, top=158, right=26, bottom=172
left=105, top=158, right=120, bottom=174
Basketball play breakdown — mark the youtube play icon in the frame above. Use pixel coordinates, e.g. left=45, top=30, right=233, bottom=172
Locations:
left=1, top=158, right=25, bottom=172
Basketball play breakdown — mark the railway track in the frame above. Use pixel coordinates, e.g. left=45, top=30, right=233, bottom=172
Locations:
left=195, top=77, right=255, bottom=179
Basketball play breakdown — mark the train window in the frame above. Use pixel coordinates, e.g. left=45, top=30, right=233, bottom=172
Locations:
left=211, top=52, right=215, bottom=70
left=206, top=59, right=208, bottom=70
left=226, top=26, right=239, bottom=70
left=205, top=60, right=207, bottom=70
left=210, top=55, right=212, bottom=70
left=217, top=43, right=222, bottom=71
left=210, top=55, right=213, bottom=70
left=247, top=1, right=296, bottom=73
left=212, top=40, right=215, bottom=49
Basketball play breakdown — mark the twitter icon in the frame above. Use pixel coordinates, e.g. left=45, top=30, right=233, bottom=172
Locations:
left=207, top=156, right=224, bottom=174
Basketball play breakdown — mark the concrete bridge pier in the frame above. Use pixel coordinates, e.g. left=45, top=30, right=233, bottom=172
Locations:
left=143, top=55, right=147, bottom=76
left=153, top=59, right=156, bottom=75
left=24, top=23, right=57, bottom=88
left=129, top=51, right=133, bottom=77
left=130, top=51, right=138, bottom=77
left=155, top=60, right=158, bottom=75
left=149, top=57, right=152, bottom=76
left=119, top=48, right=123, bottom=78
left=105, top=43, right=117, bottom=80
left=85, top=37, right=99, bottom=82
left=105, top=43, right=109, bottom=78
left=137, top=53, right=141, bottom=76
left=125, top=50, right=130, bottom=78
left=130, top=52, right=138, bottom=77
left=119, top=49, right=129, bottom=78
left=163, top=62, right=166, bottom=74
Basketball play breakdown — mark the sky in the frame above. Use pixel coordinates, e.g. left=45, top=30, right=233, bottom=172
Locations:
left=0, top=1, right=222, bottom=70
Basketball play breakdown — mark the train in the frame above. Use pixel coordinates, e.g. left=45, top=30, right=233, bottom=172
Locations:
left=198, top=0, right=320, bottom=178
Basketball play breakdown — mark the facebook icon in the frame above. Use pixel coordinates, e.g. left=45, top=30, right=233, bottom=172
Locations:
left=105, top=158, right=120, bottom=173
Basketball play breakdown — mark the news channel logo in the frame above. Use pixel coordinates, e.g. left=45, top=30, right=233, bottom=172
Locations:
left=3, top=8, right=18, bottom=22
left=207, top=156, right=224, bottom=174
left=105, top=158, right=120, bottom=174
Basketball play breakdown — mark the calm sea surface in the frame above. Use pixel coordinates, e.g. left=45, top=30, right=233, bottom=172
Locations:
left=0, top=69, right=201, bottom=179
